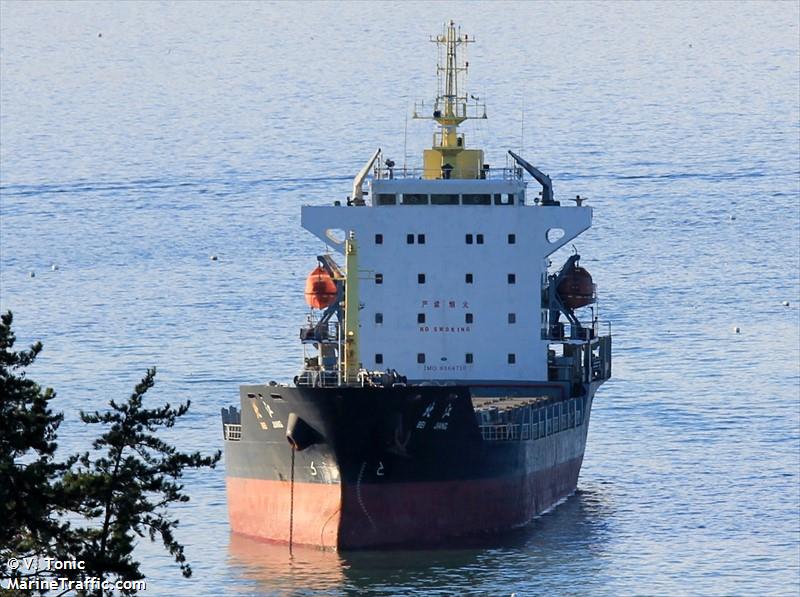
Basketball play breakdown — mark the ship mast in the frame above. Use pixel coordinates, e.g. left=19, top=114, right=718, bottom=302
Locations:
left=414, top=20, right=486, bottom=180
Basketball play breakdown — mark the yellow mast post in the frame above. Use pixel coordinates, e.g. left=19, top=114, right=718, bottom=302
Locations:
left=414, top=20, right=487, bottom=180
left=343, top=232, right=360, bottom=383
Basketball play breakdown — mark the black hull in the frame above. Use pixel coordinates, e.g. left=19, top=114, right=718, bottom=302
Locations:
left=223, top=382, right=598, bottom=549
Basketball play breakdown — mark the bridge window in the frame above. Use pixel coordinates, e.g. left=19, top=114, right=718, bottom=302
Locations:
left=508, top=313, right=516, bottom=324
left=417, top=353, right=426, bottom=364
left=375, top=312, right=383, bottom=324
left=507, top=233, right=516, bottom=244
left=431, top=194, right=459, bottom=205
left=377, top=193, right=396, bottom=205
left=375, top=353, right=383, bottom=364
left=507, top=273, right=516, bottom=284
left=495, top=193, right=515, bottom=205
left=418, top=273, right=426, bottom=284
left=476, top=234, right=484, bottom=244
left=402, top=193, right=429, bottom=205
left=466, top=234, right=473, bottom=244
left=417, top=313, right=426, bottom=324
left=465, top=353, right=473, bottom=364
left=507, top=353, right=516, bottom=364
left=465, top=313, right=473, bottom=324
left=375, top=273, right=383, bottom=284
left=407, top=234, right=414, bottom=244
left=465, top=273, right=473, bottom=284
left=375, top=233, right=383, bottom=244
left=417, top=234, right=426, bottom=244
left=463, top=194, right=491, bottom=205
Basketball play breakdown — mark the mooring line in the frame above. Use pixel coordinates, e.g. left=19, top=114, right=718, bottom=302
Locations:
left=289, top=447, right=295, bottom=555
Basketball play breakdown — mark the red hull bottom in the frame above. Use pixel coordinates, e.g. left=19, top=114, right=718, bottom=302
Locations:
left=226, top=455, right=583, bottom=550
left=226, top=477, right=341, bottom=549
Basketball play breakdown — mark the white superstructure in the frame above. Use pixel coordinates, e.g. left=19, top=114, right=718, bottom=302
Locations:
left=303, top=187, right=590, bottom=384
left=299, top=21, right=600, bottom=386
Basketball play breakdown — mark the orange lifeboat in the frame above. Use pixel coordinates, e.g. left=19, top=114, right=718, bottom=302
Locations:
left=557, top=266, right=595, bottom=310
left=304, top=266, right=338, bottom=309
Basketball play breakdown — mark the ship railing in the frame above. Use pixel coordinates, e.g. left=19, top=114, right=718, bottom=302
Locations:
left=480, top=423, right=535, bottom=441
left=413, top=99, right=486, bottom=121
left=594, top=320, right=612, bottom=339
left=372, top=165, right=522, bottom=181
left=592, top=334, right=612, bottom=381
left=223, top=424, right=242, bottom=441
left=547, top=331, right=612, bottom=383
left=300, top=321, right=339, bottom=344
left=295, top=370, right=341, bottom=388
left=544, top=320, right=612, bottom=342
left=480, top=423, right=540, bottom=441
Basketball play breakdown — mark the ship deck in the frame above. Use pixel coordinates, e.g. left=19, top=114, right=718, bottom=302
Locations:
left=472, top=395, right=550, bottom=412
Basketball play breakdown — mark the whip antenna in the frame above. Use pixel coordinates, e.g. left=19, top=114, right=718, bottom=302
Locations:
left=403, top=103, right=408, bottom=173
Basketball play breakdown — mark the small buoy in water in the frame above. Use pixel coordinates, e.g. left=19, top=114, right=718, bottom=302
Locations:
left=29, top=271, right=35, bottom=278
left=729, top=214, right=736, bottom=220
left=210, top=255, right=218, bottom=261
left=98, top=33, right=102, bottom=38
left=51, top=264, right=58, bottom=271
left=733, top=326, right=740, bottom=334
left=782, top=301, right=790, bottom=307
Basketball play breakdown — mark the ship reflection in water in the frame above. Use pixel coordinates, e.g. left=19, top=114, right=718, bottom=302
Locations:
left=227, top=533, right=346, bottom=593
left=227, top=487, right=612, bottom=594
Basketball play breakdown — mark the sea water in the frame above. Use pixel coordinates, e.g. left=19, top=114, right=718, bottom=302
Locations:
left=1, top=2, right=798, bottom=594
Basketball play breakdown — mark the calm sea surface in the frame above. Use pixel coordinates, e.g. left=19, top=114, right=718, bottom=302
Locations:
left=2, top=2, right=799, bottom=595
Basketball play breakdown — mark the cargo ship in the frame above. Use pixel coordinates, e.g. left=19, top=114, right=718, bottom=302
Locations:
left=221, top=21, right=611, bottom=550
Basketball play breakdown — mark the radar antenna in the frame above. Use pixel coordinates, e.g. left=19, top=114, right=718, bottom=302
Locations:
left=413, top=21, right=487, bottom=180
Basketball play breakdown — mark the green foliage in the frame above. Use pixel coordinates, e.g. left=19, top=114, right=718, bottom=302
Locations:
left=0, top=311, right=73, bottom=594
left=0, top=312, right=221, bottom=595
left=65, top=368, right=221, bottom=590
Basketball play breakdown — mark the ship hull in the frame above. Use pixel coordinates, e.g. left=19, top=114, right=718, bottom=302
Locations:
left=223, top=383, right=597, bottom=550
